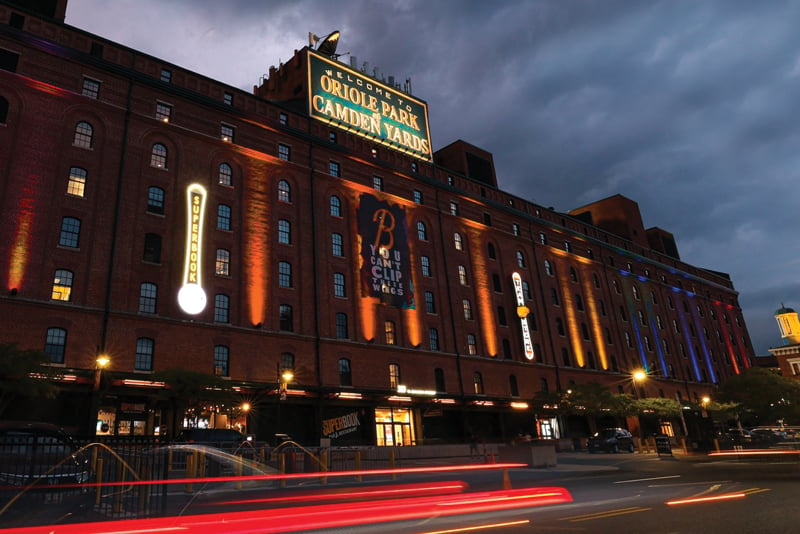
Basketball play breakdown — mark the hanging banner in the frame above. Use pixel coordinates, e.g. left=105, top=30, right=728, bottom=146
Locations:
left=357, top=193, right=414, bottom=308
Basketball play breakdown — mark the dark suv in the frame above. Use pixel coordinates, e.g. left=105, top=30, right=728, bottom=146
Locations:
left=0, top=422, right=92, bottom=524
left=588, top=428, right=635, bottom=453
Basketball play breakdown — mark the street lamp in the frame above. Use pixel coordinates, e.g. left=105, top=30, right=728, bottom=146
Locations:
left=277, top=364, right=294, bottom=434
left=91, top=354, right=111, bottom=436
left=632, top=370, right=647, bottom=399
left=241, top=402, right=251, bottom=435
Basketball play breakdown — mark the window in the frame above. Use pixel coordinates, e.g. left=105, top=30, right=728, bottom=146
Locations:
left=562, top=348, right=571, bottom=367
left=330, top=195, right=341, bottom=216
left=625, top=332, right=633, bottom=348
left=492, top=273, right=501, bottom=292
left=463, top=299, right=473, bottom=320
left=574, top=294, right=584, bottom=311
left=435, top=368, right=446, bottom=392
left=373, top=175, right=383, bottom=191
left=278, top=261, right=292, bottom=288
left=593, top=273, right=601, bottom=288
left=82, top=78, right=100, bottom=99
left=279, top=353, right=295, bottom=379
left=632, top=285, right=641, bottom=301
left=220, top=123, right=235, bottom=142
left=0, top=49, right=19, bottom=72
left=497, top=306, right=507, bottom=325
left=458, top=265, right=468, bottom=285
left=556, top=318, right=565, bottom=336
left=135, top=338, right=154, bottom=371
left=278, top=143, right=290, bottom=161
left=278, top=219, right=291, bottom=244
left=417, top=221, right=427, bottom=241
left=454, top=232, right=463, bottom=250
left=389, top=363, right=400, bottom=388
left=385, top=321, right=396, bottom=345
left=279, top=112, right=288, bottom=126
left=278, top=180, right=291, bottom=202
left=613, top=279, right=621, bottom=294
left=155, top=101, right=171, bottom=122
left=581, top=323, right=590, bottom=340
left=214, top=294, right=230, bottom=323
left=516, top=251, right=525, bottom=268
left=425, top=291, right=436, bottom=313
left=279, top=304, right=293, bottom=331
left=336, top=313, right=348, bottom=339
left=638, top=310, right=647, bottom=326
left=569, top=267, right=578, bottom=282
left=143, top=233, right=162, bottom=263
left=160, top=68, right=171, bottom=82
left=413, top=190, right=423, bottom=204
left=539, top=232, right=547, bottom=245
left=44, top=327, right=67, bottom=364
left=59, top=217, right=81, bottom=248
left=150, top=143, right=167, bottom=168
left=488, top=243, right=496, bottom=259
left=564, top=241, right=571, bottom=253
left=449, top=201, right=458, bottom=215
left=139, top=282, right=157, bottom=313
left=473, top=372, right=484, bottom=394
left=215, top=249, right=230, bottom=276
left=73, top=121, right=93, bottom=148
left=510, top=375, right=519, bottom=397
left=338, top=358, right=352, bottom=385
left=651, top=291, right=658, bottom=305
left=329, top=161, right=340, bottom=177
left=483, top=213, right=492, bottom=226
left=333, top=272, right=346, bottom=297
left=214, top=346, right=229, bottom=376
left=619, top=306, right=628, bottom=322
left=522, top=280, right=531, bottom=299
left=329, top=131, right=337, bottom=143
left=421, top=256, right=431, bottom=277
left=467, top=334, right=477, bottom=355
left=223, top=92, right=233, bottom=106
left=550, top=287, right=559, bottom=306
left=67, top=167, right=87, bottom=197
left=218, top=163, right=232, bottom=186
left=217, top=204, right=231, bottom=230
left=429, top=328, right=440, bottom=351
left=544, top=260, right=553, bottom=276
left=512, top=223, right=520, bottom=236
left=147, top=186, right=165, bottom=214
left=329, top=233, right=344, bottom=257
left=411, top=161, right=418, bottom=173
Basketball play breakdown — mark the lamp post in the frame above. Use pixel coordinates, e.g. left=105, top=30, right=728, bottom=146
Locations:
left=276, top=364, right=294, bottom=434
left=632, top=370, right=647, bottom=399
left=90, top=354, right=110, bottom=437
left=241, top=402, right=251, bottom=435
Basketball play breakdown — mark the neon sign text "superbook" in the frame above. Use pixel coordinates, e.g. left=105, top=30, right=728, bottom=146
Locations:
left=177, top=184, right=208, bottom=315
left=512, top=272, right=535, bottom=360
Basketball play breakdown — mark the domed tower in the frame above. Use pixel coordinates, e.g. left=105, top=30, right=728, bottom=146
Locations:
left=774, top=304, right=800, bottom=345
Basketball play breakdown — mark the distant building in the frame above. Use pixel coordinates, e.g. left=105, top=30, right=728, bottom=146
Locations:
left=768, top=305, right=800, bottom=379
left=0, top=1, right=755, bottom=443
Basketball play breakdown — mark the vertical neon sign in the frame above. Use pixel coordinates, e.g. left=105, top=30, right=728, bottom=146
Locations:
left=511, top=272, right=535, bottom=360
left=177, top=184, right=208, bottom=315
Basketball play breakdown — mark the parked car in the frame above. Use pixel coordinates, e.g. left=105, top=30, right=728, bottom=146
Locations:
left=0, top=422, right=92, bottom=524
left=587, top=428, right=635, bottom=453
left=175, top=428, right=245, bottom=446
left=748, top=428, right=785, bottom=443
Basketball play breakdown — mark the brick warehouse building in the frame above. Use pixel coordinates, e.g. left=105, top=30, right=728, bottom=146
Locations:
left=0, top=1, right=754, bottom=444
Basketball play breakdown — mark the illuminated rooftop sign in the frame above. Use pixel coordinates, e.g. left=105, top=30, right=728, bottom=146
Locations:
left=308, top=50, right=432, bottom=161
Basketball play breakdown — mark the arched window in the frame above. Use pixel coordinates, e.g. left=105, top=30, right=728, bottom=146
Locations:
left=569, top=267, right=578, bottom=282
left=544, top=259, right=553, bottom=276
left=454, top=232, right=463, bottom=250
left=330, top=195, right=341, bottom=216
left=539, top=232, right=547, bottom=245
left=218, top=163, right=232, bottom=186
left=139, top=282, right=157, bottom=313
left=147, top=186, right=165, bottom=214
left=278, top=180, right=291, bottom=202
left=458, top=265, right=468, bottom=285
left=51, top=269, right=73, bottom=301
left=463, top=299, right=473, bottom=320
left=44, top=327, right=67, bottom=364
left=150, top=143, right=167, bottom=168
left=473, top=372, right=484, bottom=394
left=332, top=233, right=344, bottom=256
left=516, top=250, right=525, bottom=268
left=420, top=256, right=431, bottom=276
left=487, top=243, right=496, bottom=259
left=417, top=221, right=427, bottom=241
left=338, top=358, right=352, bottom=386
left=73, top=121, right=93, bottom=148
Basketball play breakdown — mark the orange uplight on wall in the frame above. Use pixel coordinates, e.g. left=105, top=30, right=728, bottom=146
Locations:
left=559, top=275, right=585, bottom=367
left=467, top=227, right=497, bottom=357
left=7, top=195, right=35, bottom=291
left=243, top=165, right=271, bottom=327
left=582, top=277, right=609, bottom=369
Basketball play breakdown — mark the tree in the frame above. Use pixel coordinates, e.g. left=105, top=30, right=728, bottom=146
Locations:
left=0, top=343, right=62, bottom=417
left=716, top=367, right=800, bottom=426
left=561, top=382, right=635, bottom=417
left=633, top=397, right=681, bottom=418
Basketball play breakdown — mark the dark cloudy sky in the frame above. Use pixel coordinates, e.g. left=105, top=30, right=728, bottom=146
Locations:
left=66, top=0, right=800, bottom=357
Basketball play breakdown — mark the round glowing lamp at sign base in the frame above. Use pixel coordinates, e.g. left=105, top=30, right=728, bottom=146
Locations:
left=516, top=305, right=529, bottom=319
left=178, top=284, right=207, bottom=315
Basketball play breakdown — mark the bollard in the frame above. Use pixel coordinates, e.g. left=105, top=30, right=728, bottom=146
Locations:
left=389, top=448, right=397, bottom=480
left=185, top=453, right=196, bottom=493
left=279, top=453, right=287, bottom=488
left=502, top=468, right=511, bottom=490
left=94, top=457, right=104, bottom=506
left=355, top=451, right=362, bottom=482
left=320, top=449, right=329, bottom=485
left=713, top=438, right=720, bottom=453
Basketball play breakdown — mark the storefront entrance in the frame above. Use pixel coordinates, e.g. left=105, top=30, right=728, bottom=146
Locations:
left=375, top=407, right=416, bottom=446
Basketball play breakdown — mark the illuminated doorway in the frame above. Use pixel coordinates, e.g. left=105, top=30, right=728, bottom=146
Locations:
left=375, top=407, right=416, bottom=446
